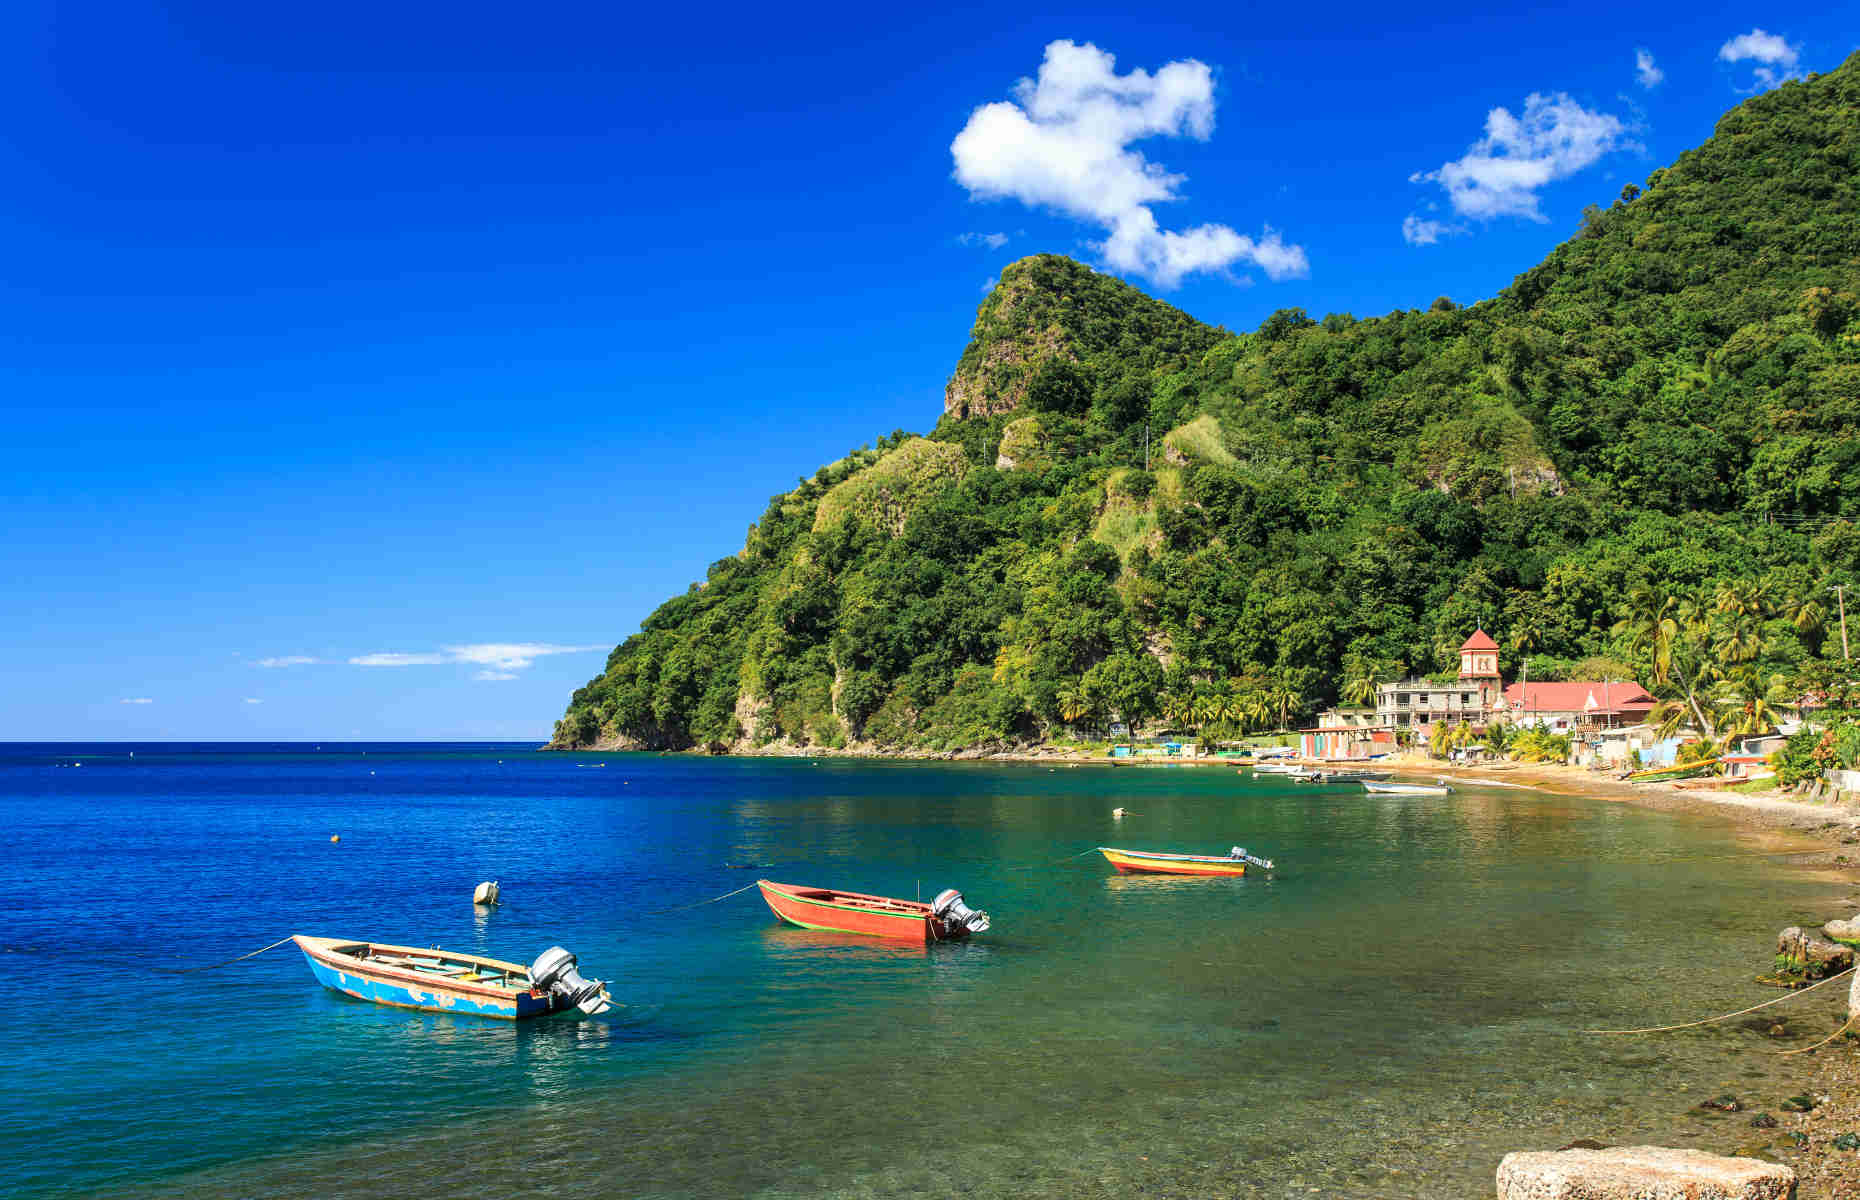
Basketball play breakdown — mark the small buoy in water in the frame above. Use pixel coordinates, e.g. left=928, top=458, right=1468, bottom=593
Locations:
left=330, top=835, right=340, bottom=843
left=1112, top=807, right=1126, bottom=818
left=473, top=880, right=500, bottom=906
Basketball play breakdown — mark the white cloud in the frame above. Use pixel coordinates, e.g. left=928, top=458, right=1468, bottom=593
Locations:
left=257, top=655, right=319, bottom=668
left=120, top=697, right=153, bottom=704
left=348, top=643, right=604, bottom=673
left=1718, top=28, right=1803, bottom=90
left=1401, top=215, right=1466, bottom=246
left=1412, top=92, right=1631, bottom=223
left=474, top=671, right=519, bottom=681
left=1635, top=49, right=1663, bottom=89
left=981, top=275, right=998, bottom=293
left=959, top=231, right=1010, bottom=249
left=950, top=39, right=1307, bottom=289
left=350, top=652, right=451, bottom=666
left=243, top=697, right=264, bottom=704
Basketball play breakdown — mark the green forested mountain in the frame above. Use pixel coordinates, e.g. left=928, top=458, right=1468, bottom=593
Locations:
left=553, top=55, right=1860, bottom=753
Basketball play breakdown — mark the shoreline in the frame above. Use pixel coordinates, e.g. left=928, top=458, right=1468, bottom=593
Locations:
left=574, top=738, right=1860, bottom=847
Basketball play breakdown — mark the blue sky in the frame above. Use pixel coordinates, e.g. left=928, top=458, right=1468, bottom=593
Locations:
left=2, top=0, right=1850, bottom=739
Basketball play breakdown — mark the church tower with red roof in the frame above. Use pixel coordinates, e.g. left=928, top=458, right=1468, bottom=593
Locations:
left=1458, top=630, right=1501, bottom=708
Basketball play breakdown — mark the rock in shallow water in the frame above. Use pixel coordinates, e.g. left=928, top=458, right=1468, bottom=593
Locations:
left=1777, top=926, right=1854, bottom=974
left=1495, top=1145, right=1796, bottom=1199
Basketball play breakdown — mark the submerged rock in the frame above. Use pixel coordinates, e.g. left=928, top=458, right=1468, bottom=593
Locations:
left=1780, top=1093, right=1816, bottom=1113
left=1750, top=1113, right=1779, bottom=1128
left=1700, top=1093, right=1743, bottom=1112
left=1496, top=1146, right=1795, bottom=1199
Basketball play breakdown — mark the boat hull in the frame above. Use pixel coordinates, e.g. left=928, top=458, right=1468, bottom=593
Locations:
left=1097, top=848, right=1248, bottom=877
left=294, top=936, right=562, bottom=1019
left=757, top=880, right=955, bottom=942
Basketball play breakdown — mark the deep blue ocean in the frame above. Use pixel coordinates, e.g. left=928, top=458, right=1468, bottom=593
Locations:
left=0, top=743, right=1843, bottom=1198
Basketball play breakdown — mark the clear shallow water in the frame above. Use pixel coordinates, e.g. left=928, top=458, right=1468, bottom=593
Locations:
left=1, top=744, right=1847, bottom=1198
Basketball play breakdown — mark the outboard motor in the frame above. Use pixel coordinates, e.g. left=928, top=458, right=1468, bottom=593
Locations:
left=930, top=888, right=991, bottom=937
left=1231, top=846, right=1276, bottom=873
left=527, top=946, right=613, bottom=1015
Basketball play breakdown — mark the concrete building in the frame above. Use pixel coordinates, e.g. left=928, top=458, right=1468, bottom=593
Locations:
left=1375, top=631, right=1504, bottom=731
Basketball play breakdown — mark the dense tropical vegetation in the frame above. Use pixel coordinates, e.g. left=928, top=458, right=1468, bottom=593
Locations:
left=555, top=55, right=1860, bottom=754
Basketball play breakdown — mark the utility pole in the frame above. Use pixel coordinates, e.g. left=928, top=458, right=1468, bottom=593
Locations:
left=1835, top=584, right=1851, bottom=662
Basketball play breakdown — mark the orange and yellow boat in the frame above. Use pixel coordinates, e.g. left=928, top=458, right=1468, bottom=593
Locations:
left=1097, top=846, right=1270, bottom=877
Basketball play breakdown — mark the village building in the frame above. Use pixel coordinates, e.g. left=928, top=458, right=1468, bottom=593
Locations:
left=1374, top=631, right=1504, bottom=731
left=1305, top=631, right=1670, bottom=764
left=1499, top=680, right=1656, bottom=733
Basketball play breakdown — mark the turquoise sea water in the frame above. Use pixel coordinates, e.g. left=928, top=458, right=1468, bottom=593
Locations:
left=1, top=744, right=1847, bottom=1198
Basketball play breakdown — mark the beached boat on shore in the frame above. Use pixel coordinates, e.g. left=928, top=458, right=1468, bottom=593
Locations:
left=1362, top=780, right=1452, bottom=795
left=756, top=880, right=990, bottom=942
left=1097, top=846, right=1275, bottom=876
left=293, top=935, right=612, bottom=1019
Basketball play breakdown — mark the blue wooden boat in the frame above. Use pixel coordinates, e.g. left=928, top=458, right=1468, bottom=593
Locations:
left=292, top=935, right=611, bottom=1019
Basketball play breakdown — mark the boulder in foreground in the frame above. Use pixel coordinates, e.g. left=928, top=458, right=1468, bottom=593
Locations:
left=1496, top=1146, right=1795, bottom=1199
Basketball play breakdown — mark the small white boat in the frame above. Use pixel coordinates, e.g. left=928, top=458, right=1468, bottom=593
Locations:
left=1253, top=762, right=1305, bottom=775
left=1362, top=781, right=1452, bottom=795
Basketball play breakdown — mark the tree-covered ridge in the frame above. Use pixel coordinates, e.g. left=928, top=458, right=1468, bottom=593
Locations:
left=943, top=254, right=1226, bottom=422
left=554, top=54, right=1860, bottom=754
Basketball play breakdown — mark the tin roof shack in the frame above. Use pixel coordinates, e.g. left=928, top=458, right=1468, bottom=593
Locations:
left=1299, top=725, right=1396, bottom=760
left=1570, top=723, right=1662, bottom=769
left=1500, top=681, right=1655, bottom=734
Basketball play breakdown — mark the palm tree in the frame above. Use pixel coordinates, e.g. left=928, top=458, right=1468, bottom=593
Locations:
left=1714, top=667, right=1787, bottom=742
left=1613, top=585, right=1680, bottom=685
left=1268, top=681, right=1302, bottom=732
left=1341, top=666, right=1381, bottom=708
left=1778, top=585, right=1827, bottom=639
left=1716, top=577, right=1777, bottom=623
left=1714, top=615, right=1767, bottom=666
left=1238, top=686, right=1271, bottom=733
left=1485, top=719, right=1516, bottom=759
left=1058, top=683, right=1092, bottom=731
left=1427, top=719, right=1452, bottom=759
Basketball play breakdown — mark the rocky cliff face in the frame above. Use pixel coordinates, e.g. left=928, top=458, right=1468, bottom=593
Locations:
left=942, top=254, right=1222, bottom=420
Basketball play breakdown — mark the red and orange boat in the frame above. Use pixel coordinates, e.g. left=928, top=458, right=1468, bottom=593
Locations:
left=756, top=879, right=991, bottom=942
left=1097, top=846, right=1275, bottom=877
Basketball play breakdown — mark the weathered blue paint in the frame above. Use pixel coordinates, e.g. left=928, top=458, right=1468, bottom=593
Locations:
left=298, top=944, right=559, bottom=1019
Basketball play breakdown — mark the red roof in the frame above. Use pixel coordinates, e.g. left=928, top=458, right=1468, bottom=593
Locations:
left=1502, top=681, right=1655, bottom=713
left=1460, top=629, right=1499, bottom=651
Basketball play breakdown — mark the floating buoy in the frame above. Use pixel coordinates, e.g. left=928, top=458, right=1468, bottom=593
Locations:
left=473, top=880, right=501, bottom=906
left=1113, top=808, right=1136, bottom=818
left=330, top=835, right=340, bottom=843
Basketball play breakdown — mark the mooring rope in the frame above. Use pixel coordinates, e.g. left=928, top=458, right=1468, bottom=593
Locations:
left=1582, top=966, right=1855, bottom=1034
left=640, top=881, right=761, bottom=916
left=1779, top=1015, right=1856, bottom=1056
left=156, top=936, right=298, bottom=974
left=986, top=847, right=1105, bottom=873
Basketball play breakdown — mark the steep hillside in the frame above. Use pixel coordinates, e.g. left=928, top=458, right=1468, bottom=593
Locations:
left=554, top=55, right=1860, bottom=753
